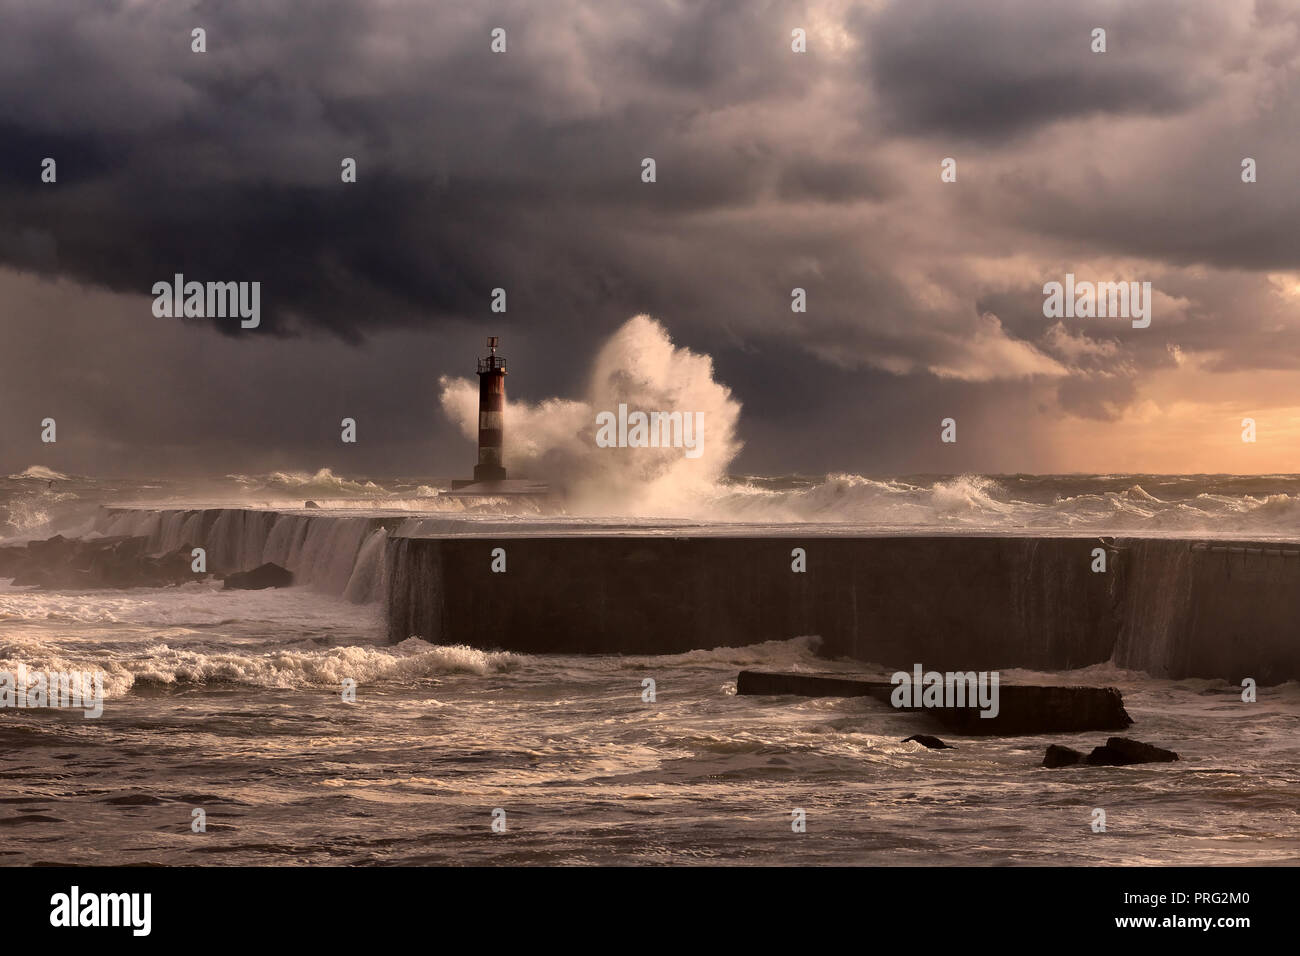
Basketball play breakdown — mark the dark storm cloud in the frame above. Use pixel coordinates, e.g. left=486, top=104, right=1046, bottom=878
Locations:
left=859, top=0, right=1217, bottom=140
left=775, top=157, right=892, bottom=203
left=0, top=0, right=824, bottom=338
left=1001, top=174, right=1300, bottom=273
left=1, top=0, right=1299, bottom=475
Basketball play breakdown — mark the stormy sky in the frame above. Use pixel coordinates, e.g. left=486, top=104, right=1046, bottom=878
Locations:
left=3, top=0, right=1300, bottom=478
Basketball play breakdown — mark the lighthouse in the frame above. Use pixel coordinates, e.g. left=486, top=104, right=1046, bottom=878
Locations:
left=474, top=336, right=508, bottom=482
left=447, top=336, right=549, bottom=498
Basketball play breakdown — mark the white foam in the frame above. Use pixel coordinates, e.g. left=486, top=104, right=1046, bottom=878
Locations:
left=0, top=636, right=518, bottom=698
left=8, top=465, right=71, bottom=481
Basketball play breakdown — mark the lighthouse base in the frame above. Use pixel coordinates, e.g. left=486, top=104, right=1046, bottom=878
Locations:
left=445, top=478, right=551, bottom=497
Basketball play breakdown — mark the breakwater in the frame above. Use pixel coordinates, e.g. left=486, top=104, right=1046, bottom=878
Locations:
left=74, top=510, right=1300, bottom=682
left=386, top=534, right=1300, bottom=683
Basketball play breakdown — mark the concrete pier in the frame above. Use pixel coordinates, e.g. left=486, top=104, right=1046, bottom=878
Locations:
left=386, top=533, right=1300, bottom=682
left=387, top=535, right=1115, bottom=664
left=75, top=509, right=1300, bottom=683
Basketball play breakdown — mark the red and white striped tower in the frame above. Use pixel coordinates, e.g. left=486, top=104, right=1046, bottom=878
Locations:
left=474, top=336, right=507, bottom=482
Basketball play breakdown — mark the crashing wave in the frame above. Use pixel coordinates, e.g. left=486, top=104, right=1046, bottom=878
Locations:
left=9, top=465, right=70, bottom=481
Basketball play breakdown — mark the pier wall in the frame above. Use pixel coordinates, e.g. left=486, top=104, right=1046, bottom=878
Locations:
left=386, top=534, right=1300, bottom=682
left=85, top=508, right=1300, bottom=682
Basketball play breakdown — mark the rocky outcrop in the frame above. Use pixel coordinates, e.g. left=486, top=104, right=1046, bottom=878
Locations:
left=1042, top=737, right=1179, bottom=768
left=0, top=535, right=199, bottom=589
left=1042, top=744, right=1085, bottom=767
left=222, top=562, right=293, bottom=590
left=1084, top=736, right=1179, bottom=766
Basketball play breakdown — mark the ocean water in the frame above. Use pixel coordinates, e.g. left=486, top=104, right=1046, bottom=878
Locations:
left=2, top=468, right=1298, bottom=865
left=12, top=467, right=1300, bottom=541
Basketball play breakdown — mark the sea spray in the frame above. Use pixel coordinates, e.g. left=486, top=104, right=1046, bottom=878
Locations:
left=439, top=315, right=741, bottom=515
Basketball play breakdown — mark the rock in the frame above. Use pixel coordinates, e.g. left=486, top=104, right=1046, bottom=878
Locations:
left=88, top=537, right=152, bottom=587
left=304, top=500, right=320, bottom=509
left=154, top=546, right=199, bottom=584
left=902, top=734, right=953, bottom=750
left=10, top=568, right=54, bottom=588
left=1086, top=737, right=1179, bottom=766
left=1085, top=745, right=1128, bottom=766
left=1044, top=738, right=1179, bottom=768
left=1105, top=736, right=1179, bottom=763
left=223, top=562, right=294, bottom=590
left=0, top=545, right=23, bottom=577
left=4, top=534, right=209, bottom=589
left=24, top=534, right=73, bottom=564
left=1042, top=744, right=1084, bottom=767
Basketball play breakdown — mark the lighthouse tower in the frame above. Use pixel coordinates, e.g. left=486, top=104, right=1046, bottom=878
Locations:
left=473, top=336, right=508, bottom=482
left=447, top=336, right=547, bottom=497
